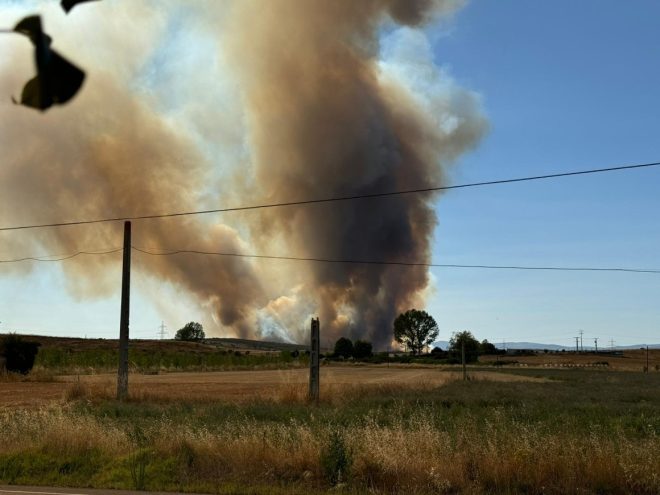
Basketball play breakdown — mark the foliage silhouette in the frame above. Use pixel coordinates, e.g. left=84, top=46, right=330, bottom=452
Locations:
left=0, top=333, right=40, bottom=374
left=333, top=337, right=353, bottom=359
left=174, top=322, right=205, bottom=342
left=393, top=309, right=438, bottom=355
left=353, top=340, right=373, bottom=359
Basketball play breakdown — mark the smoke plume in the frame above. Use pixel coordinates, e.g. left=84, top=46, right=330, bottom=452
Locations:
left=220, top=0, right=486, bottom=346
left=0, top=0, right=486, bottom=346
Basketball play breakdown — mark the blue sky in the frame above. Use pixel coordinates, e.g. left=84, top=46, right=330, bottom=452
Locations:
left=0, top=1, right=658, bottom=347
left=425, top=0, right=660, bottom=347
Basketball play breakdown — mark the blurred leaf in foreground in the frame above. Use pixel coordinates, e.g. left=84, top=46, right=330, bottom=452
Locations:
left=61, top=0, right=101, bottom=14
left=12, top=15, right=85, bottom=111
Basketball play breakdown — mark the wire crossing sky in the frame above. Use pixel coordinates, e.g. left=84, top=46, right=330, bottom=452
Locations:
left=4, top=244, right=659, bottom=274
left=0, top=160, right=656, bottom=232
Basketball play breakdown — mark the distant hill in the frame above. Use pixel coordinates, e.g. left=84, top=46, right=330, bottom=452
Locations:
left=432, top=340, right=660, bottom=351
left=496, top=342, right=569, bottom=351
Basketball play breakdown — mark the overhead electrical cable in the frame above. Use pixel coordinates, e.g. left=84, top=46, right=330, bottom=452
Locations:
left=0, top=244, right=657, bottom=275
left=0, top=247, right=122, bottom=263
left=0, top=161, right=657, bottom=232
left=131, top=246, right=660, bottom=274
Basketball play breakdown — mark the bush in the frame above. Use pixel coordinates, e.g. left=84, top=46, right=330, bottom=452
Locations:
left=353, top=340, right=373, bottom=360
left=128, top=424, right=150, bottom=490
left=334, top=337, right=353, bottom=359
left=0, top=334, right=40, bottom=374
left=320, top=430, right=352, bottom=486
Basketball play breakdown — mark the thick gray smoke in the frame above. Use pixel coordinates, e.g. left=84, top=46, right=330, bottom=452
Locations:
left=0, top=0, right=486, bottom=346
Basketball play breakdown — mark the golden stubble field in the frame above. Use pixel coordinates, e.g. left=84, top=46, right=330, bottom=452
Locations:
left=0, top=366, right=545, bottom=407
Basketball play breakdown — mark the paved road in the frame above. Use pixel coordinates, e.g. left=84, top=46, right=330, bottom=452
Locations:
left=0, top=486, right=208, bottom=495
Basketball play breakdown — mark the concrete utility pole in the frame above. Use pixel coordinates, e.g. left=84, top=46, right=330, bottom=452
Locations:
left=610, top=339, right=615, bottom=351
left=309, top=317, right=320, bottom=404
left=575, top=337, right=579, bottom=353
left=594, top=338, right=598, bottom=353
left=646, top=345, right=649, bottom=373
left=117, top=221, right=131, bottom=401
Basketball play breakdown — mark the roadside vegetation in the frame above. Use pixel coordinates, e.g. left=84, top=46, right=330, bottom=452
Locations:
left=1, top=369, right=658, bottom=494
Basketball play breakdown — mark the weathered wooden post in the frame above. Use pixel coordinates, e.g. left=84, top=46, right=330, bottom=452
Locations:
left=309, top=317, right=320, bottom=404
left=117, top=221, right=131, bottom=400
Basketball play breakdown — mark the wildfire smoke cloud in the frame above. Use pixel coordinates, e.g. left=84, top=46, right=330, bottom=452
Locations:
left=0, top=0, right=486, bottom=347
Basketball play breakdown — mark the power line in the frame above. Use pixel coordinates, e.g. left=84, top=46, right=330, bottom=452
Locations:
left=131, top=246, right=660, bottom=274
left=0, top=160, right=658, bottom=232
left=0, top=244, right=657, bottom=275
left=0, top=247, right=122, bottom=263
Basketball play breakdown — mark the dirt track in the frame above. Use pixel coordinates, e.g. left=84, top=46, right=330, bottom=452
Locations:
left=0, top=366, right=541, bottom=408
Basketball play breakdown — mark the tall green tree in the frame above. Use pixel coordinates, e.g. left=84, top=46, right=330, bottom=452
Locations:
left=175, top=322, right=205, bottom=342
left=393, top=309, right=438, bottom=355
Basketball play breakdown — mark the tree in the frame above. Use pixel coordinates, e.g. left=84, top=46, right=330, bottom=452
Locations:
left=175, top=322, right=205, bottom=342
left=449, top=331, right=480, bottom=364
left=353, top=340, right=373, bottom=360
left=393, top=309, right=439, bottom=355
left=480, top=339, right=498, bottom=355
left=333, top=337, right=353, bottom=359
left=0, top=334, right=40, bottom=374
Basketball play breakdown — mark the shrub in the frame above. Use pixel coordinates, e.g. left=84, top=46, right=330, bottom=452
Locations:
left=320, top=430, right=352, bottom=486
left=0, top=334, right=40, bottom=374
left=127, top=424, right=150, bottom=490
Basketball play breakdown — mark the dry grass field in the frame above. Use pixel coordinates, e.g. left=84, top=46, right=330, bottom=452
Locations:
left=0, top=366, right=544, bottom=407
